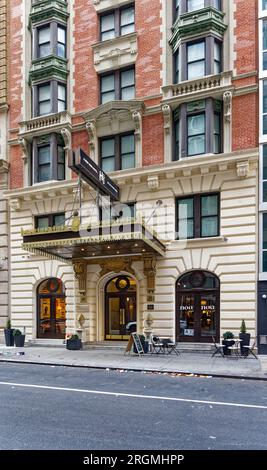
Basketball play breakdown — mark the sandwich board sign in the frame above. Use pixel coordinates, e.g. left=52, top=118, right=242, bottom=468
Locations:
left=124, top=333, right=144, bottom=356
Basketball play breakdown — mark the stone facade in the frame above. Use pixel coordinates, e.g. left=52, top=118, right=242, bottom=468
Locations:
left=3, top=0, right=260, bottom=345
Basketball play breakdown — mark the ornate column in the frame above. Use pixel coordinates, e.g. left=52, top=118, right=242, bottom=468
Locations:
left=223, top=91, right=232, bottom=154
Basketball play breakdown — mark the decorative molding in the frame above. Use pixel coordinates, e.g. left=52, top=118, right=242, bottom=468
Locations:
left=29, top=56, right=68, bottom=85
left=73, top=261, right=87, bottom=302
left=9, top=198, right=21, bottom=211
left=99, top=258, right=135, bottom=277
left=236, top=161, right=250, bottom=179
left=18, top=138, right=29, bottom=163
left=86, top=120, right=97, bottom=151
left=161, top=104, right=171, bottom=134
left=92, top=33, right=138, bottom=73
left=61, top=128, right=72, bottom=150
left=147, top=175, right=159, bottom=191
left=223, top=91, right=232, bottom=123
left=143, top=255, right=157, bottom=291
left=132, top=110, right=142, bottom=139
left=18, top=111, right=72, bottom=141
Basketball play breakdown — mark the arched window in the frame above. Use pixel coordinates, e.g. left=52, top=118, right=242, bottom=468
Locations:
left=176, top=270, right=220, bottom=342
left=37, top=278, right=66, bottom=339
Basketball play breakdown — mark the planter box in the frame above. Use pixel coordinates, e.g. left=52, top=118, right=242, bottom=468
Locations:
left=14, top=335, right=25, bottom=347
left=4, top=329, right=15, bottom=346
left=239, top=333, right=250, bottom=356
left=66, top=339, right=82, bottom=350
left=222, top=339, right=234, bottom=355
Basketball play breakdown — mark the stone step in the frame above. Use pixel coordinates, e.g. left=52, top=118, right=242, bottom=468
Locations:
left=27, top=339, right=65, bottom=348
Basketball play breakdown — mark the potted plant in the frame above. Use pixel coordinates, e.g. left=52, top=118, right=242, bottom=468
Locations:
left=66, top=334, right=82, bottom=350
left=4, top=319, right=15, bottom=346
left=13, top=329, right=25, bottom=347
left=222, top=331, right=235, bottom=355
left=239, top=320, right=250, bottom=356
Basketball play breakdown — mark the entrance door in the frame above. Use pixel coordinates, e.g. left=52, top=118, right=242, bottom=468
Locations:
left=177, top=271, right=220, bottom=342
left=37, top=278, right=66, bottom=339
left=105, top=276, right=136, bottom=340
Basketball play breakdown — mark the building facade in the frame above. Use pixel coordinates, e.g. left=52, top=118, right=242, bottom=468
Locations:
left=0, top=0, right=9, bottom=340
left=4, top=0, right=259, bottom=346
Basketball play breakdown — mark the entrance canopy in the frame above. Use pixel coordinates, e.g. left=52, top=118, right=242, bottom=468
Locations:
left=21, top=219, right=166, bottom=262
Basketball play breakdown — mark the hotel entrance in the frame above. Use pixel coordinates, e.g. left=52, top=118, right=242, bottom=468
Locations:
left=37, top=278, right=66, bottom=339
left=105, top=276, right=136, bottom=340
left=176, top=271, right=220, bottom=342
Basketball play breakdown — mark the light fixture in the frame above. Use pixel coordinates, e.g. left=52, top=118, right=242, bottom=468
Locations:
left=107, top=246, right=111, bottom=249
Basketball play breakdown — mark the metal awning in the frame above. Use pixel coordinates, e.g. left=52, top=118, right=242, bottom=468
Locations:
left=22, top=219, right=166, bottom=262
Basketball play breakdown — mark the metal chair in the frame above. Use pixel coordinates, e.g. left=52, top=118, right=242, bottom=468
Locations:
left=166, top=341, right=180, bottom=356
left=243, top=341, right=258, bottom=359
left=151, top=336, right=165, bottom=354
left=212, top=336, right=225, bottom=357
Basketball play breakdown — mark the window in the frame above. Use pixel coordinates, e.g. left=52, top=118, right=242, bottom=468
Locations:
left=187, top=0, right=205, bottom=12
left=263, top=213, right=267, bottom=272
left=174, top=0, right=180, bottom=20
left=57, top=26, right=66, bottom=58
left=32, top=134, right=65, bottom=184
left=187, top=41, right=205, bottom=80
left=36, top=213, right=65, bottom=229
left=35, top=23, right=66, bottom=59
left=263, top=0, right=267, bottom=11
left=176, top=193, right=219, bottom=240
left=173, top=99, right=222, bottom=159
left=174, top=37, right=222, bottom=83
left=100, top=133, right=135, bottom=172
left=263, top=80, right=267, bottom=134
left=100, top=68, right=135, bottom=104
left=214, top=41, right=222, bottom=74
left=34, top=81, right=67, bottom=117
left=100, top=5, right=135, bottom=41
left=38, top=26, right=51, bottom=57
left=263, top=146, right=267, bottom=202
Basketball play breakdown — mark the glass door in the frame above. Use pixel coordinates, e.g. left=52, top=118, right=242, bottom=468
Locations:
left=200, top=293, right=217, bottom=339
left=38, top=295, right=66, bottom=339
left=105, top=293, right=136, bottom=340
left=178, top=294, right=195, bottom=339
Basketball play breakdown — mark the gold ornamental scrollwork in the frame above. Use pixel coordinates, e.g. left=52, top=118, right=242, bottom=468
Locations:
left=143, top=255, right=157, bottom=291
left=99, top=258, right=135, bottom=277
left=73, top=261, right=87, bottom=302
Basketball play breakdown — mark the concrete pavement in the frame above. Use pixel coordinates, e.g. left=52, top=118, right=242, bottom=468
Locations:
left=0, top=344, right=266, bottom=379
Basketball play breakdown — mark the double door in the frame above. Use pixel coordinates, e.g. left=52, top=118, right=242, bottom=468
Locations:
left=38, top=295, right=66, bottom=339
left=177, top=291, right=219, bottom=342
left=105, top=293, right=136, bottom=340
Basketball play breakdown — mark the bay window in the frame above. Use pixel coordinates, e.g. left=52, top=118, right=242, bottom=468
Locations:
left=34, top=22, right=66, bottom=59
left=32, top=134, right=65, bottom=184
left=33, top=81, right=67, bottom=117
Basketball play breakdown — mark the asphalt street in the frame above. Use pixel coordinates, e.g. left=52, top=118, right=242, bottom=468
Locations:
left=0, top=362, right=266, bottom=450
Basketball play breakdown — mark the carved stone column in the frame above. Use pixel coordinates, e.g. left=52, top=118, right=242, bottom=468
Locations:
left=143, top=255, right=157, bottom=302
left=223, top=91, right=232, bottom=154
left=86, top=120, right=97, bottom=162
left=73, top=261, right=87, bottom=302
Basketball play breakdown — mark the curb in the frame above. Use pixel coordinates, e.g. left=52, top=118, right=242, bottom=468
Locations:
left=0, top=357, right=266, bottom=381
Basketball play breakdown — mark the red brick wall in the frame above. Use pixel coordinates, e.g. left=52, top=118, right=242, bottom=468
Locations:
left=234, top=0, right=258, bottom=75
left=9, top=0, right=23, bottom=189
left=73, top=0, right=98, bottom=113
left=142, top=114, right=164, bottom=166
left=232, top=94, right=258, bottom=151
left=135, top=0, right=162, bottom=99
left=9, top=146, right=23, bottom=189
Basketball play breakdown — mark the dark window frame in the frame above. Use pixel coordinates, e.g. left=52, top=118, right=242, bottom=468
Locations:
left=33, top=80, right=67, bottom=117
left=176, top=0, right=221, bottom=14
left=100, top=67, right=135, bottom=104
left=100, top=4, right=135, bottom=42
left=35, top=212, right=66, bottom=229
left=176, top=193, right=220, bottom=240
left=33, top=21, right=67, bottom=60
left=32, top=133, right=66, bottom=184
left=99, top=131, right=136, bottom=172
left=99, top=201, right=136, bottom=223
left=173, top=98, right=222, bottom=160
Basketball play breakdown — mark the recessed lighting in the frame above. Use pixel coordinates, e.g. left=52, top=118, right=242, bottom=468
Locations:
left=81, top=248, right=85, bottom=252
left=134, top=243, right=138, bottom=247
left=107, top=246, right=111, bottom=249
left=117, top=251, right=120, bottom=254
left=142, top=249, right=146, bottom=252
left=92, top=253, right=96, bottom=256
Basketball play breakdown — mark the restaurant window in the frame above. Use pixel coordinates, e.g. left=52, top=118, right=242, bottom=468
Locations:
left=100, top=5, right=135, bottom=41
left=100, top=133, right=135, bottom=172
left=35, top=213, right=65, bottom=229
left=32, top=134, right=65, bottom=184
left=34, top=23, right=66, bottom=59
left=173, top=99, right=222, bottom=159
left=176, top=193, right=220, bottom=240
left=100, top=68, right=135, bottom=104
left=33, top=81, right=67, bottom=117
left=176, top=270, right=220, bottom=343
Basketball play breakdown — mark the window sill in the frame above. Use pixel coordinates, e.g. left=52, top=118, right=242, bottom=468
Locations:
left=170, top=236, right=227, bottom=246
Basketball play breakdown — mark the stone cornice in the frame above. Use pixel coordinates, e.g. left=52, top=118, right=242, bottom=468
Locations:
left=29, top=55, right=69, bottom=85
left=93, top=0, right=133, bottom=13
left=83, top=100, right=146, bottom=122
left=5, top=179, right=79, bottom=206
left=0, top=159, right=9, bottom=174
left=29, top=0, right=69, bottom=29
left=92, top=32, right=137, bottom=73
left=170, top=6, right=227, bottom=51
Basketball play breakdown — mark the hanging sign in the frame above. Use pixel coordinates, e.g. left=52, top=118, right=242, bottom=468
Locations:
left=68, top=148, right=120, bottom=201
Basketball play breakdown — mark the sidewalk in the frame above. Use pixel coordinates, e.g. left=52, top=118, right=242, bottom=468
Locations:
left=0, top=344, right=267, bottom=380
